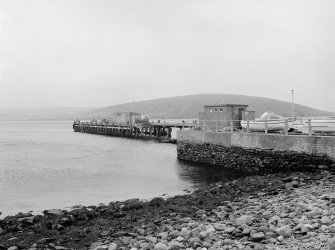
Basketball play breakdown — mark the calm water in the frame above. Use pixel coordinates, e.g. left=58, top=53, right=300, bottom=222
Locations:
left=0, top=121, right=244, bottom=217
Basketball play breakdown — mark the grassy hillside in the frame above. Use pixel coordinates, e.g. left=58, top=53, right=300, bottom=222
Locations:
left=77, top=94, right=333, bottom=119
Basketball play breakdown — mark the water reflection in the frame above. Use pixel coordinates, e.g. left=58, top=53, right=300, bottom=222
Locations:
left=176, top=159, right=248, bottom=188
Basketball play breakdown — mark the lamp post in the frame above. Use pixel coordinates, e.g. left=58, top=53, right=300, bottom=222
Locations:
left=291, top=89, right=294, bottom=119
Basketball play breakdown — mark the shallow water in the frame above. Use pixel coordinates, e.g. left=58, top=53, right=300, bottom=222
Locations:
left=0, top=120, right=245, bottom=217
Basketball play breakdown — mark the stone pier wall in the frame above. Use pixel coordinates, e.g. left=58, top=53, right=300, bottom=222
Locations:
left=177, top=131, right=335, bottom=174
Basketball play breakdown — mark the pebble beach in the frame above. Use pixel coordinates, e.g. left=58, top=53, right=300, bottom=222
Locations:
left=1, top=164, right=335, bottom=250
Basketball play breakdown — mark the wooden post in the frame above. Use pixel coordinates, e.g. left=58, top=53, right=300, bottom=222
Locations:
left=308, top=119, right=312, bottom=136
left=230, top=120, right=233, bottom=132
left=129, top=112, right=133, bottom=133
left=246, top=117, right=250, bottom=133
left=265, top=120, right=268, bottom=134
left=149, top=127, right=152, bottom=138
left=216, top=120, right=218, bottom=132
left=285, top=120, right=288, bottom=135
left=167, top=127, right=171, bottom=139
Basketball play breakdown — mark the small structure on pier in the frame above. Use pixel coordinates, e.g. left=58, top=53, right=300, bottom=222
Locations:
left=108, top=112, right=142, bottom=124
left=198, top=104, right=255, bottom=131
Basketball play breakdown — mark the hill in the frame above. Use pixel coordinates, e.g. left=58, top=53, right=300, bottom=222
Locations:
left=77, top=94, right=333, bottom=120
left=0, top=107, right=96, bottom=121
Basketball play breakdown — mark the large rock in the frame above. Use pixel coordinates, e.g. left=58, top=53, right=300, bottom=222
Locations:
left=235, top=215, right=253, bottom=226
left=7, top=247, right=19, bottom=250
left=214, top=223, right=226, bottom=231
left=268, top=215, right=281, bottom=225
left=276, top=225, right=292, bottom=238
left=167, top=241, right=185, bottom=250
left=188, top=237, right=201, bottom=247
left=321, top=216, right=332, bottom=225
left=150, top=197, right=165, bottom=207
left=154, top=242, right=168, bottom=250
left=16, top=216, right=35, bottom=224
left=251, top=232, right=266, bottom=241
left=108, top=243, right=118, bottom=250
left=224, top=226, right=236, bottom=234
left=318, top=165, right=329, bottom=170
left=44, top=209, right=63, bottom=215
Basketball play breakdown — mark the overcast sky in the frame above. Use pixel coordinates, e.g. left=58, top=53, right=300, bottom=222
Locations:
left=0, top=0, right=334, bottom=111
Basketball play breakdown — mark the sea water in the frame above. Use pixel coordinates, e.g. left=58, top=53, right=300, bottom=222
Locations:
left=0, top=120, right=244, bottom=217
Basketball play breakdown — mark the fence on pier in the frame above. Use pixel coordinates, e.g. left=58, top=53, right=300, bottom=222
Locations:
left=199, top=118, right=335, bottom=136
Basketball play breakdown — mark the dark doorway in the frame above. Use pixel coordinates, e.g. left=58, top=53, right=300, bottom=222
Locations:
left=238, top=108, right=244, bottom=120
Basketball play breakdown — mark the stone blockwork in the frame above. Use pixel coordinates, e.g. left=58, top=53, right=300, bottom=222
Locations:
left=177, top=141, right=334, bottom=174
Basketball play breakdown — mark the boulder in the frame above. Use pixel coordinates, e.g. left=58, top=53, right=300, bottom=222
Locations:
left=292, top=181, right=299, bottom=188
left=214, top=223, right=226, bottom=231
left=44, top=209, right=63, bottom=215
left=154, top=242, right=168, bottom=250
left=7, top=247, right=19, bottom=250
left=16, top=216, right=35, bottom=224
left=236, top=215, right=253, bottom=226
left=167, top=241, right=184, bottom=250
left=150, top=197, right=165, bottom=207
left=318, top=165, right=329, bottom=170
left=276, top=225, right=292, bottom=238
left=251, top=232, right=266, bottom=241
left=224, top=226, right=236, bottom=234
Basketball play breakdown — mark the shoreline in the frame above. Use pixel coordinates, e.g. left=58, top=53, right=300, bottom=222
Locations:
left=1, top=165, right=335, bottom=250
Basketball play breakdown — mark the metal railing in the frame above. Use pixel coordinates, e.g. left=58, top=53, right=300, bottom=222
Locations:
left=197, top=118, right=334, bottom=136
left=199, top=120, right=241, bottom=133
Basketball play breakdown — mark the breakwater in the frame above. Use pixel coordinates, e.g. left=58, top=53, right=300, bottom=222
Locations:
left=177, top=131, right=335, bottom=174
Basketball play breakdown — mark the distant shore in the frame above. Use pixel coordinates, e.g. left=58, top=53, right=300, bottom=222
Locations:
left=1, top=165, right=335, bottom=250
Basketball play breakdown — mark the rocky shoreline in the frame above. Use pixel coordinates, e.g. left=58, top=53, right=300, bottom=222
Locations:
left=1, top=164, right=335, bottom=250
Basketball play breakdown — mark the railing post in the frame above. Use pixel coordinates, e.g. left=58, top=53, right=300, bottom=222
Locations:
left=308, top=119, right=312, bottom=136
left=285, top=120, right=288, bottom=135
left=216, top=120, right=218, bottom=132
left=230, top=120, right=233, bottom=132
left=247, top=116, right=250, bottom=133
left=265, top=120, right=268, bottom=134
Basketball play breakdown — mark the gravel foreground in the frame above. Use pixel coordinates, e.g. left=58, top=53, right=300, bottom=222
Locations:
left=1, top=164, right=335, bottom=250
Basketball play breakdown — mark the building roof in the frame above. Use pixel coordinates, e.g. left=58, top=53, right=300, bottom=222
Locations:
left=204, top=104, right=248, bottom=107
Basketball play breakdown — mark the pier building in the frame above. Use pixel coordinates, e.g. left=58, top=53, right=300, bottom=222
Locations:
left=198, top=104, right=255, bottom=131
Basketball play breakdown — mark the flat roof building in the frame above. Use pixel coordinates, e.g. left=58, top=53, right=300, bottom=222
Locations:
left=199, top=104, right=255, bottom=131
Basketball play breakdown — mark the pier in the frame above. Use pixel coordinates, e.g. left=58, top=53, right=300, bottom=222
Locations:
left=73, top=120, right=195, bottom=142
